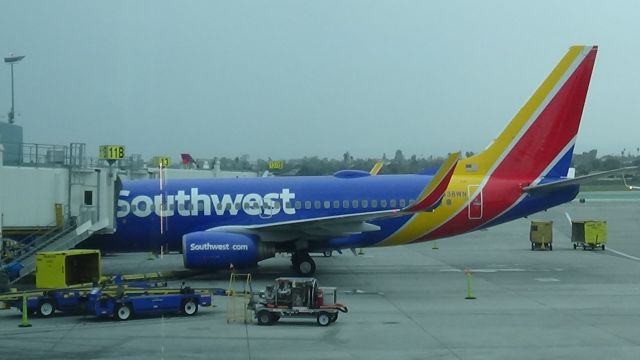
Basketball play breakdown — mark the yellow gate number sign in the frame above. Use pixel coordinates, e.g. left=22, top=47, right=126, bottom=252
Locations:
left=268, top=160, right=284, bottom=170
left=99, top=145, right=125, bottom=160
left=153, top=156, right=171, bottom=168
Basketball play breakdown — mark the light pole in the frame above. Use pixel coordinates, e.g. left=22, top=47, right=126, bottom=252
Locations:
left=4, top=54, right=25, bottom=124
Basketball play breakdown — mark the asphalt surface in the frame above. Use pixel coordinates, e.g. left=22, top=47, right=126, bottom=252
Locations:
left=1, top=192, right=639, bottom=360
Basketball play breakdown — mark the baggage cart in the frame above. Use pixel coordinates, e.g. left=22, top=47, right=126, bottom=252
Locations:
left=572, top=220, right=607, bottom=250
left=530, top=221, right=553, bottom=251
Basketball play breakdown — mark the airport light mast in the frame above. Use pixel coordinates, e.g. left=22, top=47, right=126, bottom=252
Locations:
left=4, top=54, right=25, bottom=124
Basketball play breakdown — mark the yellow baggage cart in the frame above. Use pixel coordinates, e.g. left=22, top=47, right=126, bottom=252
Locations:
left=529, top=221, right=553, bottom=251
left=571, top=220, right=607, bottom=250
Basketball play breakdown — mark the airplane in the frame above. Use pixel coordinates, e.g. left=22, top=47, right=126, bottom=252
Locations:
left=623, top=175, right=640, bottom=190
left=93, top=45, right=602, bottom=276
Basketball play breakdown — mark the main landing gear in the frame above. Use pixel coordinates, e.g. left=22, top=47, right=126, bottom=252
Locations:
left=291, top=252, right=316, bottom=276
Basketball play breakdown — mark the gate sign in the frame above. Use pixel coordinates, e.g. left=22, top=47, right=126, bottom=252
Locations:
left=268, top=160, right=284, bottom=170
left=153, top=156, right=171, bottom=168
left=99, top=145, right=125, bottom=160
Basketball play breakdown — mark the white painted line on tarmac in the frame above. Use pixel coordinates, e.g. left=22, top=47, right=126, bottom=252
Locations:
left=606, top=247, right=640, bottom=261
left=439, top=268, right=525, bottom=273
left=535, top=278, right=560, bottom=282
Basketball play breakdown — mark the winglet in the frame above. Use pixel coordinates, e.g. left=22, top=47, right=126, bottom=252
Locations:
left=402, top=152, right=460, bottom=212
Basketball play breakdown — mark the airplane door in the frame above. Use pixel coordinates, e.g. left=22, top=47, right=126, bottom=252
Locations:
left=467, top=185, right=483, bottom=220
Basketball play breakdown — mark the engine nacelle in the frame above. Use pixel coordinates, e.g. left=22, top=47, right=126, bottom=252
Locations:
left=182, top=231, right=275, bottom=269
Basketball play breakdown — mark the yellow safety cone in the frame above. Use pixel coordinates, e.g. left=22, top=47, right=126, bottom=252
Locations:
left=18, top=295, right=32, bottom=328
left=464, top=269, right=476, bottom=300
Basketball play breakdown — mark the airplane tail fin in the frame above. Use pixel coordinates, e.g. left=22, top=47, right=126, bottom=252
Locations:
left=181, top=153, right=198, bottom=169
left=460, top=45, right=598, bottom=185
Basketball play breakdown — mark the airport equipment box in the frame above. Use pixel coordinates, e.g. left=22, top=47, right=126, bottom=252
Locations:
left=36, top=250, right=101, bottom=289
left=571, top=220, right=607, bottom=247
left=530, top=221, right=553, bottom=243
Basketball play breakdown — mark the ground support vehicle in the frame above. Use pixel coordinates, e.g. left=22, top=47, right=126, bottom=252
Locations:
left=89, top=285, right=212, bottom=321
left=529, top=221, right=553, bottom=251
left=250, top=277, right=348, bottom=326
left=572, top=220, right=607, bottom=250
left=0, top=278, right=209, bottom=319
left=0, top=288, right=90, bottom=317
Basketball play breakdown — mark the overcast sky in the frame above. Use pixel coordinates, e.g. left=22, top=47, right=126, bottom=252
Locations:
left=1, top=1, right=639, bottom=161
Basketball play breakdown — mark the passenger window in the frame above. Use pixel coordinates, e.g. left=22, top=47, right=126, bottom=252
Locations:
left=216, top=203, right=223, bottom=210
left=274, top=202, right=281, bottom=209
left=324, top=201, right=330, bottom=209
left=305, top=201, right=312, bottom=209
left=380, top=200, right=387, bottom=208
left=390, top=199, right=397, bottom=208
left=399, top=199, right=406, bottom=207
left=235, top=203, right=241, bottom=210
left=178, top=203, right=184, bottom=211
left=343, top=200, right=350, bottom=209
left=295, top=201, right=302, bottom=210
left=371, top=200, right=378, bottom=208
left=314, top=201, right=321, bottom=209
left=198, top=202, right=204, bottom=211
left=362, top=200, right=368, bottom=209
left=333, top=200, right=340, bottom=209
left=352, top=200, right=359, bottom=209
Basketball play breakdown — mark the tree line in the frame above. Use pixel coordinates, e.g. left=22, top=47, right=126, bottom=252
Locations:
left=211, top=149, right=640, bottom=177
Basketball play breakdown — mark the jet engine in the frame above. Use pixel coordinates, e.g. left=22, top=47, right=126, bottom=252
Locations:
left=182, top=231, right=275, bottom=269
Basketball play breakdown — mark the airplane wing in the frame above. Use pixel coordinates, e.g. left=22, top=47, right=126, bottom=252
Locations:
left=522, top=166, right=638, bottom=193
left=206, top=153, right=460, bottom=242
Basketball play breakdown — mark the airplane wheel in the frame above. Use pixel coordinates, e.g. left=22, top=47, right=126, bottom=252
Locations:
left=294, top=255, right=316, bottom=276
left=115, top=304, right=133, bottom=321
left=573, top=243, right=577, bottom=250
left=549, top=244, right=553, bottom=251
left=38, top=299, right=55, bottom=317
left=601, top=244, right=605, bottom=250
left=323, top=251, right=333, bottom=257
left=317, top=311, right=331, bottom=326
left=182, top=299, right=198, bottom=316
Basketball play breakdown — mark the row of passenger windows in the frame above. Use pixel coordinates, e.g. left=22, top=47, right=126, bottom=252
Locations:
left=129, top=199, right=413, bottom=212
left=296, top=199, right=412, bottom=210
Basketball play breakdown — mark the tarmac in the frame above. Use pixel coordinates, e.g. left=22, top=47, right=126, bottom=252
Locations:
left=1, top=191, right=639, bottom=360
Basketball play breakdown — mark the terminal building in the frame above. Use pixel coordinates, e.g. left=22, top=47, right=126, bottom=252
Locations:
left=0, top=122, right=257, bottom=281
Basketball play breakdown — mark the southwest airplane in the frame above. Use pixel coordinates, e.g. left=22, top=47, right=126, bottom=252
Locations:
left=99, top=45, right=603, bottom=276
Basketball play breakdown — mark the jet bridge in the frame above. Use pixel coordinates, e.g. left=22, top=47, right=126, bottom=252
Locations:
left=0, top=143, right=119, bottom=281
